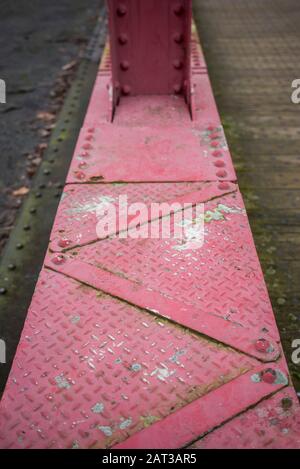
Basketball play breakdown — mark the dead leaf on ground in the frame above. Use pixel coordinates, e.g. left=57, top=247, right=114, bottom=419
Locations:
left=36, top=111, right=55, bottom=122
left=62, top=60, right=77, bottom=71
left=12, top=187, right=29, bottom=197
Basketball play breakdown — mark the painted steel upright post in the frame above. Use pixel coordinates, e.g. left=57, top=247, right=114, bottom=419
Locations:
left=107, top=0, right=192, bottom=115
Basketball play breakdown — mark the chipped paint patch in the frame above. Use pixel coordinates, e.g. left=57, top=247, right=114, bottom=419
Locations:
left=66, top=195, right=116, bottom=216
left=131, top=363, right=142, bottom=372
left=91, top=402, right=104, bottom=414
left=55, top=374, right=71, bottom=389
left=169, top=349, right=186, bottom=364
left=98, top=425, right=113, bottom=437
left=119, top=418, right=132, bottom=430
left=70, top=315, right=80, bottom=324
left=151, top=367, right=176, bottom=381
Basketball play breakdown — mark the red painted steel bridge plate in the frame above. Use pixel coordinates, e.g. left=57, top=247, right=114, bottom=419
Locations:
left=49, top=181, right=236, bottom=252
left=0, top=13, right=299, bottom=449
left=47, top=187, right=281, bottom=362
left=0, top=268, right=289, bottom=449
left=66, top=120, right=235, bottom=183
left=189, top=387, right=300, bottom=449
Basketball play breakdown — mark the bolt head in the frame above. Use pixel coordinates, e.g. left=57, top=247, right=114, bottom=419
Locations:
left=120, top=60, right=130, bottom=71
left=218, top=182, right=230, bottom=191
left=118, top=33, right=128, bottom=45
left=173, top=83, right=182, bottom=94
left=173, top=59, right=183, bottom=70
left=117, top=4, right=127, bottom=16
left=58, top=238, right=72, bottom=248
left=51, top=254, right=66, bottom=266
left=261, top=368, right=277, bottom=384
left=214, top=160, right=225, bottom=168
left=74, top=171, right=86, bottom=180
left=255, top=338, right=271, bottom=353
left=173, top=4, right=184, bottom=15
left=173, top=33, right=184, bottom=44
left=122, top=85, right=131, bottom=95
left=216, top=169, right=227, bottom=179
left=212, top=150, right=222, bottom=157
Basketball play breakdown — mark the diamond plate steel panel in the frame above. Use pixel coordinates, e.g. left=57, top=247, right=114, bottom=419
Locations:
left=49, top=181, right=236, bottom=252
left=1, top=7, right=299, bottom=450
left=190, top=387, right=300, bottom=449
left=52, top=189, right=280, bottom=355
left=0, top=268, right=259, bottom=449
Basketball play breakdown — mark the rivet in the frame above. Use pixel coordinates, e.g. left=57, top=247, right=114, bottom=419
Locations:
left=8, top=264, right=16, bottom=271
left=173, top=4, right=184, bottom=15
left=255, top=338, right=271, bottom=353
left=118, top=34, right=128, bottom=45
left=78, top=161, right=87, bottom=169
left=16, top=243, right=24, bottom=250
left=80, top=151, right=89, bottom=158
left=173, top=83, right=182, bottom=94
left=87, top=127, right=95, bottom=133
left=122, top=85, right=131, bottom=95
left=207, top=125, right=215, bottom=132
left=210, top=132, right=220, bottom=140
left=30, top=208, right=37, bottom=214
left=74, top=171, right=86, bottom=180
left=51, top=254, right=66, bottom=265
left=83, top=143, right=92, bottom=150
left=218, top=182, right=230, bottom=191
left=39, top=183, right=46, bottom=189
left=0, top=287, right=7, bottom=295
left=117, top=4, right=127, bottom=16
left=216, top=169, right=227, bottom=178
left=35, top=192, right=42, bottom=198
left=43, top=169, right=51, bottom=175
left=23, top=225, right=31, bottom=231
left=214, top=160, right=225, bottom=168
left=261, top=368, right=277, bottom=384
left=173, top=59, right=183, bottom=70
left=173, top=33, right=184, bottom=44
left=212, top=150, right=222, bottom=157
left=211, top=140, right=220, bottom=148
left=58, top=238, right=72, bottom=248
left=85, top=134, right=93, bottom=141
left=120, top=60, right=130, bottom=71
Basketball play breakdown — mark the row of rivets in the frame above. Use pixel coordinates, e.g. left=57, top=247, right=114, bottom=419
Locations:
left=74, top=128, right=95, bottom=180
left=207, top=125, right=229, bottom=181
left=115, top=2, right=186, bottom=96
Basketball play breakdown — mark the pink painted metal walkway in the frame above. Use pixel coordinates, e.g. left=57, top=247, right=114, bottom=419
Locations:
left=0, top=1, right=300, bottom=449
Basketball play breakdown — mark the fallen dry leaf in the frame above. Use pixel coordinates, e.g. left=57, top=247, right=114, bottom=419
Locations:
left=36, top=111, right=55, bottom=122
left=62, top=60, right=77, bottom=71
left=12, top=186, right=29, bottom=197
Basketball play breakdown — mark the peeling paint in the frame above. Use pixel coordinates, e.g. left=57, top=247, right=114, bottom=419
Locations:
left=91, top=402, right=104, bottom=414
left=98, top=425, right=113, bottom=437
left=55, top=374, right=71, bottom=389
left=119, top=418, right=132, bottom=430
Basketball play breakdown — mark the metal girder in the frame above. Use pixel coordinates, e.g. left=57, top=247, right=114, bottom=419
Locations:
left=0, top=2, right=299, bottom=449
